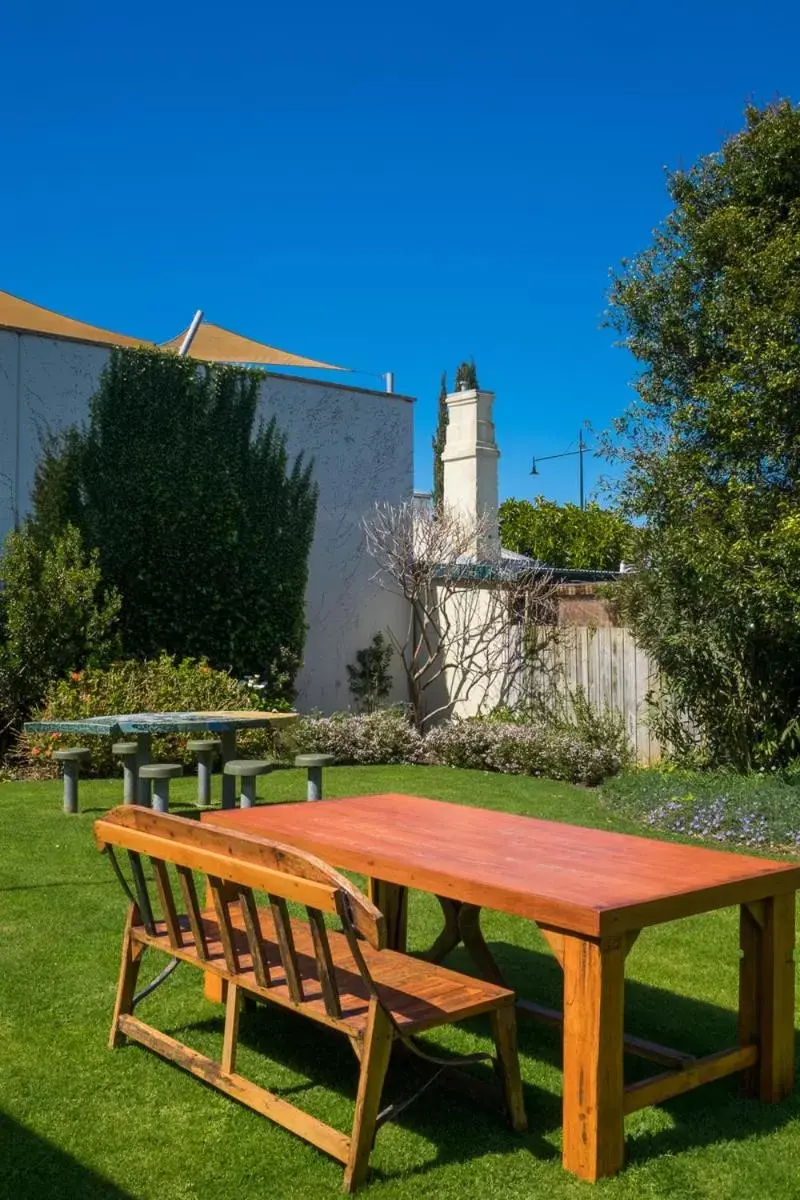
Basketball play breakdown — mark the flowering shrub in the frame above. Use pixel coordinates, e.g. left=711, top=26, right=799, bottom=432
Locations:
left=17, top=653, right=287, bottom=776
left=601, top=769, right=800, bottom=850
left=292, top=707, right=424, bottom=765
left=426, top=719, right=621, bottom=785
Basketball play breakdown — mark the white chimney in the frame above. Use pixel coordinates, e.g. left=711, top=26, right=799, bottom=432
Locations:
left=441, top=387, right=500, bottom=558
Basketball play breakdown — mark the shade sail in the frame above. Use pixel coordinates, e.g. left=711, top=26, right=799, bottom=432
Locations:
left=0, top=289, right=149, bottom=348
left=160, top=320, right=348, bottom=370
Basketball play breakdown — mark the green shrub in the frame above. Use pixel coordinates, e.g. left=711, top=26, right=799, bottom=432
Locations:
left=346, top=633, right=394, bottom=712
left=30, top=347, right=318, bottom=699
left=0, top=524, right=121, bottom=750
left=17, top=653, right=288, bottom=776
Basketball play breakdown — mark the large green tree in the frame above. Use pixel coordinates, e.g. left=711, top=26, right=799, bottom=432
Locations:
left=608, top=100, right=800, bottom=768
left=31, top=348, right=318, bottom=698
left=499, top=496, right=632, bottom=571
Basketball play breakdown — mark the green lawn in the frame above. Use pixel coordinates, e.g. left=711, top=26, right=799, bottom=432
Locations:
left=1, top=766, right=799, bottom=1200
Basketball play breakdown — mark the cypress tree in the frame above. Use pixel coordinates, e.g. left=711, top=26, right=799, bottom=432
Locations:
left=431, top=370, right=448, bottom=508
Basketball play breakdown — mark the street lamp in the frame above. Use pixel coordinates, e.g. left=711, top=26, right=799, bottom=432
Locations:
left=530, top=429, right=591, bottom=510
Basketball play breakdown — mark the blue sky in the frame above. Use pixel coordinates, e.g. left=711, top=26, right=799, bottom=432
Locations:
left=2, top=2, right=797, bottom=503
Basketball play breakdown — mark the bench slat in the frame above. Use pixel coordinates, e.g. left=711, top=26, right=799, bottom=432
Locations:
left=238, top=887, right=271, bottom=988
left=307, top=907, right=342, bottom=1019
left=209, top=876, right=240, bottom=974
left=176, top=867, right=209, bottom=961
left=269, top=894, right=303, bottom=1003
left=127, top=851, right=155, bottom=934
left=151, top=859, right=183, bottom=948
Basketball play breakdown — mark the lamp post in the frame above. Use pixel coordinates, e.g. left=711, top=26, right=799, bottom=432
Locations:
left=530, top=429, right=590, bottom=510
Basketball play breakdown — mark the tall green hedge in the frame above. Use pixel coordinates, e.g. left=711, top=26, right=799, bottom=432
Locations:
left=31, top=347, right=318, bottom=698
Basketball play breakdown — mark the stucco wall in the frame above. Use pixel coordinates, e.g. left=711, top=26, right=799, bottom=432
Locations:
left=0, top=331, right=413, bottom=712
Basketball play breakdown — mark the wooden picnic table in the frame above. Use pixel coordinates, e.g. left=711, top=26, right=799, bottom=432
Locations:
left=25, top=710, right=296, bottom=808
left=204, top=792, right=800, bottom=1182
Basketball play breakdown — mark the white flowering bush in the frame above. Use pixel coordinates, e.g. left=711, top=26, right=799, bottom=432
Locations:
left=293, top=708, right=621, bottom=784
left=429, top=719, right=621, bottom=785
left=293, top=707, right=424, bottom=765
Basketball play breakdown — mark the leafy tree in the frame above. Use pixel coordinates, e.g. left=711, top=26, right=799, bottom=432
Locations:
left=431, top=371, right=448, bottom=509
left=499, top=496, right=632, bottom=571
left=346, top=632, right=394, bottom=712
left=454, top=358, right=479, bottom=391
left=607, top=100, right=800, bottom=768
left=31, top=347, right=318, bottom=698
left=0, top=523, right=121, bottom=737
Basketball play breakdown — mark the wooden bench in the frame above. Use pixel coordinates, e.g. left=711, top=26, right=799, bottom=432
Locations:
left=95, top=807, right=526, bottom=1192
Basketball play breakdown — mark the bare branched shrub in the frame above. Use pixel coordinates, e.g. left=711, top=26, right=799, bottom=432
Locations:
left=363, top=501, right=558, bottom=729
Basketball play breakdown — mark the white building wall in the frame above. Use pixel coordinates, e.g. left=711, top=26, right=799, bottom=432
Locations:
left=0, top=331, right=413, bottom=713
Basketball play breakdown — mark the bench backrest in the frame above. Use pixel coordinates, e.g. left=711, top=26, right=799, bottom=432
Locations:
left=95, top=806, right=387, bottom=1019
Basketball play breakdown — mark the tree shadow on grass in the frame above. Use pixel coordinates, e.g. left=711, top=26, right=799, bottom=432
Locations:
left=0, top=1112, right=135, bottom=1200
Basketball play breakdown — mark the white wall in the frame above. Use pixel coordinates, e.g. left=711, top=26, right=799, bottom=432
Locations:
left=0, top=331, right=414, bottom=712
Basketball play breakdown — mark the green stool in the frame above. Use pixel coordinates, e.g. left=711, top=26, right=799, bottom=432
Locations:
left=187, top=738, right=221, bottom=807
left=294, top=753, right=335, bottom=801
left=138, top=763, right=182, bottom=813
left=112, top=741, right=139, bottom=805
left=53, top=747, right=91, bottom=814
left=222, top=760, right=271, bottom=809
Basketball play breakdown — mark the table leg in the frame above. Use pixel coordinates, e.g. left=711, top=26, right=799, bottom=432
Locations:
left=367, top=879, right=408, bottom=952
left=561, top=932, right=626, bottom=1182
left=136, top=733, right=152, bottom=807
left=220, top=730, right=237, bottom=810
left=739, top=892, right=796, bottom=1101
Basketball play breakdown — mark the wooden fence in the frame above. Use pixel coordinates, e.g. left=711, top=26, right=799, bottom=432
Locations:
left=525, top=625, right=662, bottom=765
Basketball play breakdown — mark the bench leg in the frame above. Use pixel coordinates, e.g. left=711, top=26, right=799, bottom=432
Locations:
left=110, top=906, right=146, bottom=1048
left=343, top=1002, right=394, bottom=1194
left=739, top=892, right=796, bottom=1101
left=221, top=983, right=241, bottom=1074
left=491, top=1003, right=527, bottom=1132
left=561, top=933, right=625, bottom=1181
left=367, top=879, right=408, bottom=953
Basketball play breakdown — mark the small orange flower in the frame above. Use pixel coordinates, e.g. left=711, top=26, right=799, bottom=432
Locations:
left=70, top=671, right=82, bottom=682
left=50, top=732, right=60, bottom=740
left=31, top=746, right=41, bottom=757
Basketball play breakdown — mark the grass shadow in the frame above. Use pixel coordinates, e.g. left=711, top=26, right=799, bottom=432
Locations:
left=0, top=1111, right=136, bottom=1200
left=165, top=1000, right=556, bottom=1179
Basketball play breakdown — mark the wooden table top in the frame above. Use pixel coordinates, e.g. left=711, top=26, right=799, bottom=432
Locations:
left=204, top=793, right=800, bottom=937
left=24, top=710, right=298, bottom=737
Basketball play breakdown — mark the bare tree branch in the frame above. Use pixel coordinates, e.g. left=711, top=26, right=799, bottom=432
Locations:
left=363, top=501, right=559, bottom=729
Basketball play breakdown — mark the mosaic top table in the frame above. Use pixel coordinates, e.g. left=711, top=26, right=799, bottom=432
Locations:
left=204, top=792, right=800, bottom=1182
left=25, top=710, right=297, bottom=808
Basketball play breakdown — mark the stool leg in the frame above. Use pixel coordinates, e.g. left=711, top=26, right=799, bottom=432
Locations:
left=240, top=776, right=256, bottom=808
left=196, top=752, right=213, bottom=807
left=307, top=766, right=323, bottom=802
left=137, top=733, right=152, bottom=808
left=152, top=779, right=170, bottom=813
left=220, top=731, right=237, bottom=810
left=122, top=759, right=137, bottom=805
left=62, top=762, right=79, bottom=815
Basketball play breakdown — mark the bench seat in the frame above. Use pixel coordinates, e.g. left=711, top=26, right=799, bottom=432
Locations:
left=136, top=907, right=513, bottom=1034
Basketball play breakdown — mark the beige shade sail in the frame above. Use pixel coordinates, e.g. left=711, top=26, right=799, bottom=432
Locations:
left=160, top=320, right=348, bottom=370
left=0, top=289, right=150, bottom=348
